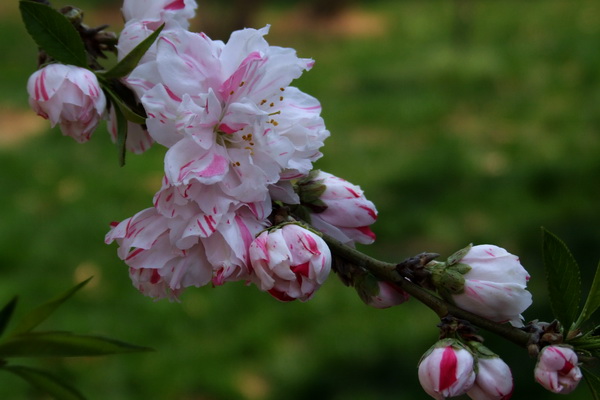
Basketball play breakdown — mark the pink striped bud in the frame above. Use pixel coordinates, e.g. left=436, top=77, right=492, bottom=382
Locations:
left=535, top=345, right=582, bottom=394
left=418, top=339, right=476, bottom=399
left=468, top=354, right=513, bottom=400
left=27, top=64, right=106, bottom=143
left=249, top=224, right=331, bottom=302
left=296, top=170, right=377, bottom=246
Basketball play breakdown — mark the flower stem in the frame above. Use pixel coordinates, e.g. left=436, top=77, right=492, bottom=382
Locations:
left=321, top=233, right=531, bottom=348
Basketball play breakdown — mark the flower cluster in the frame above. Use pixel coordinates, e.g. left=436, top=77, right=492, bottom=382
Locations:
left=25, top=0, right=379, bottom=301
left=418, top=339, right=513, bottom=400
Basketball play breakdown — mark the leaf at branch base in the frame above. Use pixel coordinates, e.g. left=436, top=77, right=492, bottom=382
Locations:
left=19, top=1, right=87, bottom=68
left=100, top=23, right=164, bottom=79
left=9, top=278, right=91, bottom=336
left=2, top=365, right=86, bottom=400
left=0, top=297, right=18, bottom=338
left=0, top=331, right=153, bottom=358
left=576, top=260, right=600, bottom=330
left=542, top=227, right=581, bottom=333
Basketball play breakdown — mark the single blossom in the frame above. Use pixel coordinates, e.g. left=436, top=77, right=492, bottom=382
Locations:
left=467, top=356, right=513, bottom=400
left=27, top=64, right=106, bottom=143
left=125, top=25, right=329, bottom=204
left=535, top=345, right=582, bottom=394
left=296, top=170, right=377, bottom=245
left=248, top=224, right=331, bottom=302
left=451, top=245, right=532, bottom=327
left=418, top=340, right=476, bottom=400
left=366, top=281, right=410, bottom=309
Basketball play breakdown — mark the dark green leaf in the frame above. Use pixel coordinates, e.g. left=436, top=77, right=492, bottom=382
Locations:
left=583, top=367, right=600, bottom=400
left=542, top=227, right=581, bottom=332
left=100, top=23, right=164, bottom=79
left=0, top=331, right=152, bottom=358
left=10, top=278, right=91, bottom=336
left=19, top=1, right=87, bottom=68
left=99, top=78, right=146, bottom=124
left=0, top=297, right=18, bottom=338
left=576, top=260, right=600, bottom=329
left=2, top=365, right=86, bottom=400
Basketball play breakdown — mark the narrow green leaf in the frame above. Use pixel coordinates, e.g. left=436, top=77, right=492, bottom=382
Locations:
left=576, top=260, right=600, bottom=329
left=0, top=297, right=18, bottom=338
left=569, top=337, right=600, bottom=351
left=583, top=368, right=600, bottom=400
left=100, top=79, right=145, bottom=124
left=542, top=228, right=581, bottom=332
left=19, top=1, right=87, bottom=68
left=2, top=365, right=86, bottom=400
left=0, top=331, right=152, bottom=358
left=100, top=23, right=164, bottom=79
left=10, top=278, right=91, bottom=336
left=115, top=104, right=128, bottom=167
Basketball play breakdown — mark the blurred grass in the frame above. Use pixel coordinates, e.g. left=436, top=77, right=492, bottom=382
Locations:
left=1, top=0, right=599, bottom=399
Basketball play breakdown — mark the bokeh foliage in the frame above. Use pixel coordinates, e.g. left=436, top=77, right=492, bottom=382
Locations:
left=0, top=0, right=599, bottom=398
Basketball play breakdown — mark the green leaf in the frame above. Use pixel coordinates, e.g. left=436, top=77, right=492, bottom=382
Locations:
left=583, top=367, right=600, bottom=400
left=0, top=331, right=152, bottom=358
left=575, top=260, right=600, bottom=329
left=570, top=337, right=600, bottom=351
left=9, top=278, right=91, bottom=336
left=100, top=23, right=164, bottom=79
left=0, top=297, right=18, bottom=338
left=19, top=1, right=87, bottom=68
left=542, top=227, right=581, bottom=333
left=2, top=365, right=86, bottom=400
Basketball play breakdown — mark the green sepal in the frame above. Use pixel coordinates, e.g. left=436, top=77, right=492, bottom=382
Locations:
left=99, top=23, right=164, bottom=79
left=2, top=365, right=86, bottom=400
left=19, top=1, right=87, bottom=68
left=574, top=259, right=600, bottom=330
left=0, top=331, right=153, bottom=358
left=429, top=261, right=467, bottom=295
left=9, top=278, right=91, bottom=336
left=354, top=273, right=380, bottom=305
left=0, top=297, right=18, bottom=338
left=296, top=170, right=328, bottom=212
left=467, top=341, right=497, bottom=359
left=542, top=227, right=581, bottom=333
left=447, top=244, right=473, bottom=266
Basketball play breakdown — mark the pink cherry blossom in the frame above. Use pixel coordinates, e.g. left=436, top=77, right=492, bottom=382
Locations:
left=248, top=224, right=331, bottom=302
left=418, top=340, right=476, bottom=400
left=452, top=245, right=532, bottom=327
left=27, top=64, right=106, bottom=143
left=105, top=198, right=269, bottom=299
left=125, top=25, right=329, bottom=203
left=467, top=356, right=513, bottom=400
left=299, top=171, right=377, bottom=245
left=535, top=345, right=582, bottom=394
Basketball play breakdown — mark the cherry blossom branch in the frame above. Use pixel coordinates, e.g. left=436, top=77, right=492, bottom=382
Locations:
left=320, top=232, right=531, bottom=348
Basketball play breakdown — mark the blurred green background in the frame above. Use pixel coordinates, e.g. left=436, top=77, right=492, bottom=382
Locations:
left=1, top=0, right=599, bottom=398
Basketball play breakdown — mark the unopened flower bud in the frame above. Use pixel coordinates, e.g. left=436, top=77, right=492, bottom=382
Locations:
left=430, top=244, right=532, bottom=327
left=296, top=170, right=377, bottom=246
left=27, top=64, right=106, bottom=143
left=467, top=344, right=513, bottom=400
left=249, top=224, right=331, bottom=302
left=534, top=345, right=582, bottom=394
left=365, top=281, right=410, bottom=309
left=418, top=339, right=476, bottom=400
